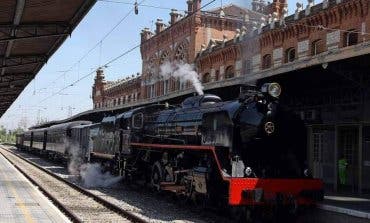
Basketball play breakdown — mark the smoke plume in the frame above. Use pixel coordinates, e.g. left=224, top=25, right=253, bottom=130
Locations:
left=67, top=140, right=122, bottom=188
left=67, top=140, right=83, bottom=175
left=160, top=61, right=204, bottom=95
left=79, top=163, right=122, bottom=188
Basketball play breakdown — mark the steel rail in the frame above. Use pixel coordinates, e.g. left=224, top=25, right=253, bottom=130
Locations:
left=0, top=147, right=149, bottom=223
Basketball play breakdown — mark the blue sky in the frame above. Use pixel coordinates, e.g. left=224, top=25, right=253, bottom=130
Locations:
left=0, top=0, right=303, bottom=129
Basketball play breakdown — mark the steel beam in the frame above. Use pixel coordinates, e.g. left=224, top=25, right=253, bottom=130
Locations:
left=0, top=61, right=45, bottom=69
left=0, top=22, right=70, bottom=29
left=0, top=23, right=71, bottom=42
left=1, top=0, right=25, bottom=76
left=0, top=55, right=47, bottom=63
left=0, top=73, right=33, bottom=82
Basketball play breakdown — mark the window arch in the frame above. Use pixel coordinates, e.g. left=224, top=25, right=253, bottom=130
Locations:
left=262, top=54, right=272, bottom=69
left=215, top=70, right=220, bottom=81
left=202, top=73, right=211, bottom=83
left=343, top=29, right=358, bottom=47
left=225, top=66, right=235, bottom=79
left=244, top=59, right=252, bottom=74
left=311, top=39, right=324, bottom=55
left=285, top=47, right=296, bottom=63
left=174, top=41, right=188, bottom=62
left=159, top=50, right=170, bottom=65
left=148, top=56, right=156, bottom=69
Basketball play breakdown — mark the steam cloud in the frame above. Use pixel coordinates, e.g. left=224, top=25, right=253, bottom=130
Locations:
left=160, top=61, right=204, bottom=95
left=79, top=163, right=122, bottom=188
left=67, top=141, right=122, bottom=188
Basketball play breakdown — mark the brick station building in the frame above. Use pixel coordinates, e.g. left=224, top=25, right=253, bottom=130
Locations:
left=92, top=69, right=141, bottom=109
left=92, top=0, right=370, bottom=194
left=92, top=1, right=266, bottom=108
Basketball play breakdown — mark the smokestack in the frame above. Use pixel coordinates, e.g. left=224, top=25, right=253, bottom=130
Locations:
left=252, top=0, right=259, bottom=12
left=170, top=9, right=180, bottom=25
left=155, top=19, right=165, bottom=34
left=140, top=27, right=153, bottom=42
left=193, top=0, right=202, bottom=13
left=187, top=0, right=193, bottom=14
left=265, top=0, right=287, bottom=18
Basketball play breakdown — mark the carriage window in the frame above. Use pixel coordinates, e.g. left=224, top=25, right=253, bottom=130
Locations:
left=133, top=113, right=144, bottom=129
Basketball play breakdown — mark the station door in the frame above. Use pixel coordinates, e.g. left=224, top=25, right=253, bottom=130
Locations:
left=338, top=127, right=359, bottom=191
left=312, top=130, right=335, bottom=184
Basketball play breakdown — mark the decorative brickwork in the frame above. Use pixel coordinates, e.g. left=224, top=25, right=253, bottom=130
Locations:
left=92, top=0, right=370, bottom=110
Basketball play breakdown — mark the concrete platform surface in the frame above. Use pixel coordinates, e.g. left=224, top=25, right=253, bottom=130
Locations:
left=318, top=193, right=370, bottom=220
left=0, top=150, right=70, bottom=223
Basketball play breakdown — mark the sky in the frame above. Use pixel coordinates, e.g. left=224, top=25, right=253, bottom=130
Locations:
left=0, top=0, right=304, bottom=130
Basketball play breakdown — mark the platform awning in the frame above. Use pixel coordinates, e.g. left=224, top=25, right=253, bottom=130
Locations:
left=0, top=0, right=96, bottom=117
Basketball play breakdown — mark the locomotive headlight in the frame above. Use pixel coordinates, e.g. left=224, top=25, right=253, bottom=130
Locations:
left=245, top=167, right=253, bottom=177
left=261, top=83, right=282, bottom=98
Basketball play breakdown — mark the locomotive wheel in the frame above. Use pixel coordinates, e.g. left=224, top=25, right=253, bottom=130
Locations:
left=151, top=161, right=163, bottom=191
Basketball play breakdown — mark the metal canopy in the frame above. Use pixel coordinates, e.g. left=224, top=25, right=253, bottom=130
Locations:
left=0, top=0, right=96, bottom=118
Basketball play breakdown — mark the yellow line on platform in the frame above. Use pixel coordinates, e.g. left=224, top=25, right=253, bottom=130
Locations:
left=0, top=149, right=36, bottom=223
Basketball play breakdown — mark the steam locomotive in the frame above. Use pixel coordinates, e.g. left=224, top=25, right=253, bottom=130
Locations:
left=16, top=83, right=323, bottom=220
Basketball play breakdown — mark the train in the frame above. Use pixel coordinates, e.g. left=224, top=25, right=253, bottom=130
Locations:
left=16, top=83, right=323, bottom=221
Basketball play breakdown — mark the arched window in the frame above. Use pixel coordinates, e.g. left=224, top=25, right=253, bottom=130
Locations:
left=147, top=56, right=156, bottom=71
left=343, top=29, right=358, bottom=47
left=262, top=54, right=272, bottom=69
left=225, top=66, right=234, bottom=79
left=215, top=70, right=220, bottom=81
left=311, top=39, right=324, bottom=55
left=244, top=59, right=252, bottom=74
left=285, top=47, right=296, bottom=63
left=159, top=50, right=170, bottom=65
left=174, top=42, right=188, bottom=62
left=202, top=73, right=211, bottom=83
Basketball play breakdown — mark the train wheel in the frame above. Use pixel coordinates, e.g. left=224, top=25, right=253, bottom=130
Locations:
left=151, top=161, right=163, bottom=192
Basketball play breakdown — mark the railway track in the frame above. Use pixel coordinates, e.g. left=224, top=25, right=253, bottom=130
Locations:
left=0, top=147, right=149, bottom=223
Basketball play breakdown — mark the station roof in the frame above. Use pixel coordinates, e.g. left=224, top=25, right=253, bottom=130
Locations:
left=0, top=0, right=96, bottom=118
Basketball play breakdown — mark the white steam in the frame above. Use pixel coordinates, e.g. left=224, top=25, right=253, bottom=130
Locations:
left=67, top=141, right=122, bottom=188
left=160, top=61, right=204, bottom=95
left=67, top=141, right=83, bottom=175
left=79, top=163, right=122, bottom=188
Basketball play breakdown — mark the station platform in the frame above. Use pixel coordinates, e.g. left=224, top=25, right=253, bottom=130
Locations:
left=0, top=149, right=70, bottom=223
left=318, top=192, right=370, bottom=220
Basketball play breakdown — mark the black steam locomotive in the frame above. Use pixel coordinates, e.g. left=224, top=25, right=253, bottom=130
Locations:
left=16, top=83, right=323, bottom=220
